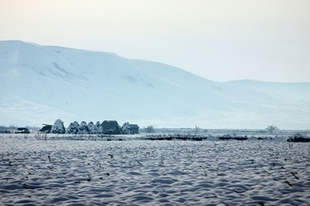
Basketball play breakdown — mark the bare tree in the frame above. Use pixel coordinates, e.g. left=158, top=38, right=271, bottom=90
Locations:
left=266, top=125, right=279, bottom=134
left=194, top=126, right=200, bottom=135
left=144, top=125, right=155, bottom=133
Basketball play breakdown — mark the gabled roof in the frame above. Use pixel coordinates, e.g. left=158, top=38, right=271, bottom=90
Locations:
left=129, top=124, right=139, bottom=128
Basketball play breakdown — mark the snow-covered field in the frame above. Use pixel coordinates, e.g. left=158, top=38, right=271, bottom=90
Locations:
left=0, top=135, right=309, bottom=205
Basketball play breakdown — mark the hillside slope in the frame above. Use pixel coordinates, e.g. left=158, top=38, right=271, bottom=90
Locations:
left=0, top=40, right=309, bottom=129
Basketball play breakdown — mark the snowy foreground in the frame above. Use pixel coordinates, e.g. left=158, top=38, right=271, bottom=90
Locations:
left=0, top=135, right=309, bottom=205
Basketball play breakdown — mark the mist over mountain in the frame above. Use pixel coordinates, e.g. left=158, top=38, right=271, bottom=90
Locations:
left=0, top=40, right=309, bottom=129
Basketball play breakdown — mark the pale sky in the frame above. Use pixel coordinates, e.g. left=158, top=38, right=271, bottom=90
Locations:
left=1, top=0, right=310, bottom=82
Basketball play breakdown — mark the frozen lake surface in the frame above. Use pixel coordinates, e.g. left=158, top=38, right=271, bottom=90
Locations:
left=0, top=136, right=310, bottom=205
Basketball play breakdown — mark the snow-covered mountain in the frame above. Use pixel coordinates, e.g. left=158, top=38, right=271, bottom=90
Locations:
left=1, top=40, right=309, bottom=129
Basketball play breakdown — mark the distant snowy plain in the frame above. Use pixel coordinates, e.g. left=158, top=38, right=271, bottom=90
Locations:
left=1, top=135, right=309, bottom=205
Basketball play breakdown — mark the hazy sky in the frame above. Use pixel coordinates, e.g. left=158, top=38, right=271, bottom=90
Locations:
left=1, top=0, right=310, bottom=82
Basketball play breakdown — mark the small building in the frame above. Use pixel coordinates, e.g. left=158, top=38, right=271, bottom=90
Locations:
left=129, top=124, right=139, bottom=134
left=15, top=127, right=30, bottom=134
left=39, top=124, right=52, bottom=133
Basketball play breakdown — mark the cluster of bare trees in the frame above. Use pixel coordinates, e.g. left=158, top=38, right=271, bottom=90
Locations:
left=40, top=119, right=139, bottom=134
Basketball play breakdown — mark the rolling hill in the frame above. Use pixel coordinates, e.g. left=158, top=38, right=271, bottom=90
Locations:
left=0, top=40, right=309, bottom=129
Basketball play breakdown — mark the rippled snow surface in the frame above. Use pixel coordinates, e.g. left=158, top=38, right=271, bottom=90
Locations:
left=1, top=137, right=310, bottom=205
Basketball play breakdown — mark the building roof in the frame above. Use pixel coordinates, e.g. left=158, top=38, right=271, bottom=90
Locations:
left=129, top=124, right=139, bottom=128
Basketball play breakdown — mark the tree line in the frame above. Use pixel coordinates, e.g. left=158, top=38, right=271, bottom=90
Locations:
left=40, top=119, right=139, bottom=134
